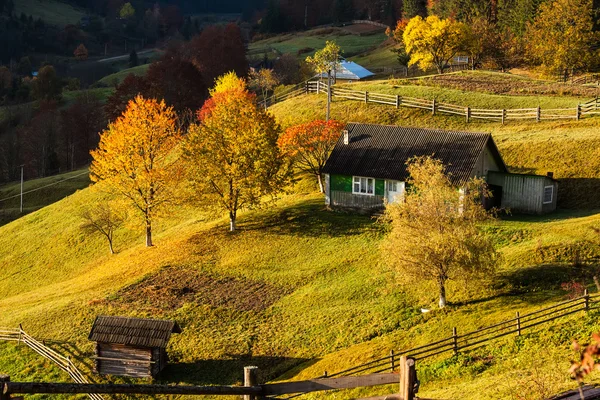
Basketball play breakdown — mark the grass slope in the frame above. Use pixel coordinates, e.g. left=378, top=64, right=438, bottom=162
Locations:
left=0, top=168, right=91, bottom=226
left=97, top=64, right=151, bottom=87
left=14, top=0, right=86, bottom=27
left=249, top=27, right=387, bottom=60
left=1, top=72, right=600, bottom=399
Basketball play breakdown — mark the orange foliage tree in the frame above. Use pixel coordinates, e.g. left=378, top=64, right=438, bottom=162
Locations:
left=183, top=75, right=289, bottom=232
left=278, top=119, right=344, bottom=193
left=74, top=44, right=88, bottom=60
left=90, top=95, right=182, bottom=247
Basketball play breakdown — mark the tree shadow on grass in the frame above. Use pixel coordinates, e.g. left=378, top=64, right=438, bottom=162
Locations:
left=498, top=208, right=600, bottom=224
left=158, top=355, right=317, bottom=386
left=239, top=197, right=382, bottom=238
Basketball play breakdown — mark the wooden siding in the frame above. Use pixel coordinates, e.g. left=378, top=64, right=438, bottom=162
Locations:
left=95, top=343, right=161, bottom=378
left=331, top=190, right=384, bottom=209
left=488, top=172, right=557, bottom=214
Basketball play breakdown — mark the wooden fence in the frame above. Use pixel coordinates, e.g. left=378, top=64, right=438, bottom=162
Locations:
left=304, top=81, right=600, bottom=123
left=322, top=290, right=598, bottom=380
left=0, top=326, right=103, bottom=400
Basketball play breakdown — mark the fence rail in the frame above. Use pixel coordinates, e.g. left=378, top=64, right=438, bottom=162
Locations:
left=323, top=290, right=597, bottom=380
left=0, top=326, right=103, bottom=400
left=303, top=81, right=600, bottom=124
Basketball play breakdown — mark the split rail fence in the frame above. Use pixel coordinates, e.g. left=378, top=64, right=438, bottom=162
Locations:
left=264, top=80, right=600, bottom=123
left=321, top=290, right=599, bottom=381
left=0, top=326, right=103, bottom=400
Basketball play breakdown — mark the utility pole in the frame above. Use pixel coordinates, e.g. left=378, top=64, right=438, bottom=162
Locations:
left=20, top=165, right=24, bottom=213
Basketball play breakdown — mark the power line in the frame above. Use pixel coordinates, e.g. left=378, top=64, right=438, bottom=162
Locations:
left=0, top=170, right=90, bottom=204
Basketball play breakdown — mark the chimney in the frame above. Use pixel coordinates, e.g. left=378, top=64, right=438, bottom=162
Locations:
left=343, top=130, right=349, bottom=145
left=547, top=172, right=554, bottom=179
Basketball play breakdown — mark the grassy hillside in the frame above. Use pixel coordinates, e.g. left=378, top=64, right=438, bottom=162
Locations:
left=1, top=71, right=600, bottom=399
left=96, top=64, right=151, bottom=87
left=249, top=27, right=387, bottom=60
left=14, top=0, right=86, bottom=26
left=0, top=168, right=90, bottom=226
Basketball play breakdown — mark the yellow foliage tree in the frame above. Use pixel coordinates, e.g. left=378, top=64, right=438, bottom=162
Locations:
left=382, top=157, right=498, bottom=308
left=74, top=44, right=88, bottom=61
left=210, top=71, right=247, bottom=95
left=403, top=16, right=469, bottom=74
left=90, top=95, right=182, bottom=247
left=119, top=2, right=135, bottom=19
left=525, top=0, right=597, bottom=80
left=183, top=76, right=290, bottom=232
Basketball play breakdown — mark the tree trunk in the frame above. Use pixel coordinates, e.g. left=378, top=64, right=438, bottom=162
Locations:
left=317, top=173, right=324, bottom=193
left=145, top=221, right=153, bottom=247
left=438, top=279, right=447, bottom=308
left=326, top=71, right=332, bottom=118
left=108, top=238, right=115, bottom=255
left=229, top=211, right=236, bottom=232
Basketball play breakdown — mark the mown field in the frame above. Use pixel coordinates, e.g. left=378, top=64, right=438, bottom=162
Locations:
left=96, top=64, right=151, bottom=87
left=0, top=71, right=600, bottom=399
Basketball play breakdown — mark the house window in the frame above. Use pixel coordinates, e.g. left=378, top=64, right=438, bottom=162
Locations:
left=387, top=181, right=398, bottom=192
left=353, top=176, right=375, bottom=195
left=543, top=186, right=554, bottom=204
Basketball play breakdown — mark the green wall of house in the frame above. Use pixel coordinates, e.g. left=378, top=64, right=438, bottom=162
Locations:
left=330, top=174, right=385, bottom=196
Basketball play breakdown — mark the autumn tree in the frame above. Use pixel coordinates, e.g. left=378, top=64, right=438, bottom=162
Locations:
left=403, top=16, right=469, bottom=74
left=189, top=23, right=248, bottom=88
left=146, top=51, right=208, bottom=118
left=248, top=68, right=279, bottom=109
left=104, top=73, right=151, bottom=121
left=119, top=2, right=135, bottom=19
left=306, top=41, right=342, bottom=121
left=278, top=120, right=344, bottom=193
left=60, top=91, right=106, bottom=170
left=80, top=196, right=127, bottom=254
left=183, top=74, right=289, bottom=232
left=90, top=96, right=182, bottom=247
left=31, top=65, right=62, bottom=101
left=525, top=0, right=597, bottom=79
left=382, top=157, right=498, bottom=308
left=74, top=44, right=88, bottom=61
left=386, top=19, right=411, bottom=66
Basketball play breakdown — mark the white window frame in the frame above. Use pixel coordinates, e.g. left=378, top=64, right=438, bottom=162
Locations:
left=352, top=176, right=375, bottom=196
left=543, top=185, right=554, bottom=204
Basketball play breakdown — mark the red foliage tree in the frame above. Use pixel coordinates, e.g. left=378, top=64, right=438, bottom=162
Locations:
left=146, top=51, right=208, bottom=119
left=104, top=73, right=152, bottom=121
left=278, top=119, right=344, bottom=192
left=189, top=23, right=248, bottom=87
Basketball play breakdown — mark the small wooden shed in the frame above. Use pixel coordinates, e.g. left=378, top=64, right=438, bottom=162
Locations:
left=88, top=315, right=181, bottom=378
left=487, top=171, right=558, bottom=214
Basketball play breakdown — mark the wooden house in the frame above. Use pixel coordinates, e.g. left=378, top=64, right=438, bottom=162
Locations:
left=487, top=171, right=558, bottom=214
left=88, top=315, right=181, bottom=378
left=321, top=123, right=557, bottom=214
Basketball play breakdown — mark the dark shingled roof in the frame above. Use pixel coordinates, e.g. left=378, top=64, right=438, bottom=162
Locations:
left=88, top=316, right=181, bottom=348
left=322, top=123, right=507, bottom=185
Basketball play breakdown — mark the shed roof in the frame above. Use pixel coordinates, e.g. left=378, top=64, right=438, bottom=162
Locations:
left=318, top=60, right=375, bottom=80
left=322, top=123, right=507, bottom=185
left=88, top=316, right=181, bottom=348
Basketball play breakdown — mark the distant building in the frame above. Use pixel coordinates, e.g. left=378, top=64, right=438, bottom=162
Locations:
left=322, top=123, right=557, bottom=214
left=89, top=315, right=181, bottom=378
left=318, top=60, right=374, bottom=81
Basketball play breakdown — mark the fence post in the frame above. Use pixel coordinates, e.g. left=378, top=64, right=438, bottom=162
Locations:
left=452, top=327, right=458, bottom=355
left=316, top=81, right=320, bottom=95
left=399, top=357, right=416, bottom=400
left=0, top=375, right=10, bottom=400
left=432, top=99, right=436, bottom=115
left=305, top=81, right=309, bottom=94
left=466, top=107, right=471, bottom=123
left=516, top=312, right=521, bottom=336
left=243, top=366, right=259, bottom=400
left=536, top=106, right=541, bottom=122
left=576, top=104, right=581, bottom=120
left=585, top=289, right=590, bottom=312
left=502, top=109, right=506, bottom=125
left=365, top=91, right=369, bottom=104
left=390, top=350, right=395, bottom=372
left=396, top=95, right=400, bottom=109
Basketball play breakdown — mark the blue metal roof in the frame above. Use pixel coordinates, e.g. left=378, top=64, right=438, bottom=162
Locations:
left=319, top=60, right=375, bottom=80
